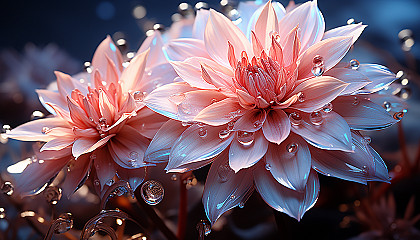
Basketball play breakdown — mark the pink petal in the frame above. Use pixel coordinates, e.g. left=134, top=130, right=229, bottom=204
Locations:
left=40, top=137, right=74, bottom=152
left=354, top=64, right=396, bottom=94
left=310, top=131, right=389, bottom=184
left=205, top=9, right=252, bottom=68
left=229, top=130, right=268, bottom=172
left=93, top=148, right=117, bottom=189
left=262, top=109, right=290, bottom=144
left=144, top=82, right=198, bottom=120
left=265, top=133, right=311, bottom=192
left=108, top=125, right=150, bottom=169
left=61, top=154, right=92, bottom=198
left=203, top=150, right=254, bottom=225
left=138, top=62, right=179, bottom=93
left=325, top=67, right=371, bottom=95
left=36, top=89, right=68, bottom=114
left=298, top=36, right=353, bottom=79
left=164, top=38, right=209, bottom=61
left=254, top=1, right=280, bottom=50
left=166, top=124, right=234, bottom=172
left=236, top=89, right=256, bottom=109
left=144, top=120, right=187, bottom=163
left=362, top=94, right=408, bottom=117
left=254, top=163, right=320, bottom=221
left=288, top=76, right=348, bottom=112
left=322, top=23, right=366, bottom=45
left=116, top=166, right=146, bottom=191
left=120, top=49, right=149, bottom=93
left=72, top=135, right=114, bottom=159
left=127, top=107, right=168, bottom=139
left=192, top=9, right=210, bottom=40
left=137, top=31, right=167, bottom=68
left=279, top=0, right=325, bottom=53
left=332, top=96, right=397, bottom=130
left=245, top=2, right=286, bottom=39
left=233, top=109, right=266, bottom=132
left=67, top=97, right=92, bottom=128
left=55, top=71, right=87, bottom=98
left=194, top=98, right=245, bottom=126
left=170, top=60, right=218, bottom=90
left=7, top=118, right=69, bottom=142
left=92, top=36, right=124, bottom=76
left=291, top=111, right=352, bottom=151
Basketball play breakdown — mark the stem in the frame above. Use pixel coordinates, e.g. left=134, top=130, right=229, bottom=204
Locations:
left=177, top=174, right=188, bottom=240
left=134, top=189, right=178, bottom=240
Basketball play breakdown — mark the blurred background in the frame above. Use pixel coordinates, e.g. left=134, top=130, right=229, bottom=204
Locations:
left=0, top=0, right=419, bottom=239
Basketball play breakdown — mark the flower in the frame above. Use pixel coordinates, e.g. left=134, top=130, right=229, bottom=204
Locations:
left=7, top=32, right=175, bottom=197
left=144, top=1, right=404, bottom=224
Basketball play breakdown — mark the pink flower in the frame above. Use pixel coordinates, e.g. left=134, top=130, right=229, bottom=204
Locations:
left=144, top=1, right=404, bottom=224
left=7, top=32, right=175, bottom=197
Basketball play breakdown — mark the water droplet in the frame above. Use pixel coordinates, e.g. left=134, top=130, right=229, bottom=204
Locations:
left=31, top=110, right=45, bottom=120
left=54, top=213, right=73, bottom=234
left=1, top=125, right=11, bottom=134
left=287, top=143, right=298, bottom=153
left=94, top=180, right=100, bottom=186
left=168, top=92, right=185, bottom=105
left=211, top=98, right=218, bottom=104
left=106, top=179, right=115, bottom=186
left=322, top=103, right=333, bottom=113
left=43, top=186, right=62, bottom=205
left=312, top=55, right=324, bottom=66
left=140, top=180, right=164, bottom=205
left=298, top=93, right=305, bottom=102
left=309, top=111, right=324, bottom=125
left=42, top=127, right=50, bottom=134
left=230, top=195, right=236, bottom=200
left=349, top=59, right=360, bottom=70
left=363, top=136, right=371, bottom=144
left=181, top=121, right=192, bottom=127
left=311, top=55, right=325, bottom=76
left=227, top=121, right=235, bottom=131
left=253, top=120, right=262, bottom=129
left=352, top=97, right=359, bottom=105
left=1, top=182, right=14, bottom=196
left=237, top=131, right=254, bottom=146
left=238, top=202, right=245, bottom=208
left=289, top=112, right=302, bottom=125
left=133, top=91, right=147, bottom=101
left=171, top=174, right=178, bottom=181
left=198, top=128, right=207, bottom=138
left=196, top=220, right=211, bottom=237
left=90, top=154, right=97, bottom=160
left=218, top=129, right=230, bottom=139
left=393, top=112, right=404, bottom=120
left=265, top=163, right=271, bottom=170
left=217, top=163, right=233, bottom=183
left=383, top=101, right=391, bottom=111
left=0, top=208, right=5, bottom=218
left=129, top=151, right=139, bottom=160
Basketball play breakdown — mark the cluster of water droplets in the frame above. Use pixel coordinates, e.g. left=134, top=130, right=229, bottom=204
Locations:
left=289, top=102, right=333, bottom=127
left=140, top=180, right=164, bottom=205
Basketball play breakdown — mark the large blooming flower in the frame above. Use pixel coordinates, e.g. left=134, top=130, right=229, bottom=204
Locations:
left=144, top=1, right=404, bottom=224
left=7, top=32, right=175, bottom=197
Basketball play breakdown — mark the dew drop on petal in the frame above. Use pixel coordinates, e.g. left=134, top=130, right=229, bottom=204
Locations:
left=171, top=174, right=178, bottom=181
left=0, top=208, right=5, bottom=218
left=352, top=97, right=359, bottom=106
left=106, top=179, right=115, bottom=186
left=322, top=103, right=333, bottom=113
left=140, top=180, right=164, bottom=205
left=168, top=92, right=185, bottom=105
left=287, top=143, right=298, bottom=153
left=133, top=91, right=147, bottom=101
left=198, top=128, right=207, bottom=138
left=237, top=131, right=254, bottom=146
left=218, top=129, right=230, bottom=139
left=43, top=186, right=62, bottom=205
left=196, top=219, right=211, bottom=237
left=129, top=151, right=139, bottom=160
left=349, top=59, right=360, bottom=70
left=94, top=180, right=100, bottom=186
left=311, top=55, right=325, bottom=77
left=217, top=164, right=233, bottom=183
left=31, top=110, right=45, bottom=120
left=42, top=127, right=50, bottom=134
left=54, top=213, right=73, bottom=234
left=2, top=125, right=11, bottom=133
left=383, top=101, right=391, bottom=112
left=265, top=163, right=271, bottom=170
left=298, top=93, right=305, bottom=102
left=312, top=55, right=324, bottom=66
left=238, top=202, right=245, bottom=208
left=253, top=120, right=262, bottom=129
left=227, top=121, right=235, bottom=131
left=1, top=182, right=14, bottom=196
left=309, top=111, right=324, bottom=125
left=393, top=112, right=404, bottom=120
left=289, top=112, right=302, bottom=125
left=363, top=136, right=371, bottom=144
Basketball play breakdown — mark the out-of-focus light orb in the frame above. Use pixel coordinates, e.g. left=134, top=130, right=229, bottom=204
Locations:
left=145, top=30, right=155, bottom=37
left=171, top=13, right=183, bottom=22
left=195, top=2, right=208, bottom=10
left=399, top=29, right=415, bottom=51
left=126, top=52, right=135, bottom=59
left=396, top=70, right=404, bottom=79
left=96, top=1, right=115, bottom=20
left=116, top=38, right=126, bottom=46
left=401, top=78, right=409, bottom=86
left=133, top=5, right=146, bottom=19
left=179, top=3, right=189, bottom=11
left=116, top=218, right=123, bottom=225
left=220, top=0, right=228, bottom=7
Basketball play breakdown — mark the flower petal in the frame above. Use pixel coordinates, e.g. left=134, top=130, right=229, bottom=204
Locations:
left=40, top=136, right=74, bottom=152
left=137, top=31, right=167, bottom=68
left=144, top=120, right=187, bottom=163
left=166, top=124, right=234, bottom=172
left=72, top=135, right=114, bottom=159
left=262, top=109, right=291, bottom=144
left=288, top=76, right=348, bottom=112
left=61, top=154, right=92, bottom=198
left=7, top=118, right=69, bottom=142
left=116, top=166, right=146, bottom=191
left=322, top=23, right=366, bottom=45
left=298, top=36, right=353, bottom=79
left=194, top=98, right=245, bottom=126
left=265, top=133, right=311, bottom=192
left=205, top=9, right=252, bottom=68
left=120, top=49, right=149, bottom=92
left=170, top=60, right=218, bottom=90
left=229, top=130, right=268, bottom=172
left=55, top=71, right=88, bottom=98
left=254, top=1, right=279, bottom=50
left=245, top=2, right=286, bottom=39
left=332, top=96, right=397, bottom=130
left=92, top=36, right=123, bottom=76
left=93, top=148, right=117, bottom=189
left=254, top=162, right=320, bottom=221
left=310, top=131, right=389, bottom=184
left=233, top=109, right=266, bottom=132
left=291, top=111, right=352, bottom=151
left=138, top=63, right=178, bottom=94
left=127, top=107, right=168, bottom=139
left=354, top=64, right=396, bottom=94
left=325, top=67, right=371, bottom=95
left=36, top=89, right=67, bottom=114
left=164, top=38, right=209, bottom=61
left=203, top=150, right=254, bottom=225
left=192, top=9, right=210, bottom=40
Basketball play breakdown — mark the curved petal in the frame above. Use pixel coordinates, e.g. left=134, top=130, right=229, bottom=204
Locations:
left=120, top=49, right=149, bottom=92
left=246, top=2, right=286, bottom=40
left=229, top=130, right=268, bottom=172
left=279, top=0, right=325, bottom=53
left=7, top=118, right=69, bottom=142
left=144, top=120, right=187, bottom=163
left=291, top=111, right=352, bottom=151
left=177, top=90, right=227, bottom=121
left=108, top=125, right=150, bottom=169
left=203, top=150, right=254, bottom=225
left=194, top=98, right=245, bottom=126
left=332, top=96, right=397, bottom=130
left=137, top=30, right=167, bottom=68
left=61, top=154, right=92, bottom=198
left=170, top=60, right=218, bottom=90
left=164, top=38, right=209, bottom=61
left=354, top=64, right=396, bottom=94
left=166, top=124, right=234, bottom=172
left=139, top=62, right=178, bottom=93
left=127, top=107, right=168, bottom=139
left=325, top=68, right=371, bottom=95
left=36, top=89, right=67, bottom=114
left=92, top=36, right=123, bottom=76
left=233, top=109, right=266, bottom=132
left=254, top=1, right=279, bottom=50
left=116, top=166, right=146, bottom=191
left=265, top=133, right=311, bottom=192
left=144, top=82, right=198, bottom=120
left=288, top=76, right=348, bottom=112
left=40, top=136, right=74, bottom=152
left=262, top=109, right=291, bottom=144
left=310, top=131, right=390, bottom=184
left=322, top=23, right=366, bottom=45
left=72, top=135, right=114, bottom=159
left=205, top=9, right=252, bottom=68
left=298, top=36, right=353, bottom=79
left=55, top=71, right=88, bottom=98
left=93, top=148, right=117, bottom=189
left=192, top=9, right=210, bottom=40
left=254, top=163, right=319, bottom=221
